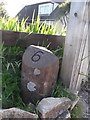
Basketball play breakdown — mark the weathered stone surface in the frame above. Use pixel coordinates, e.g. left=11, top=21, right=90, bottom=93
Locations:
left=21, top=45, right=59, bottom=104
left=0, top=108, right=38, bottom=119
left=37, top=97, right=72, bottom=119
left=56, top=110, right=71, bottom=120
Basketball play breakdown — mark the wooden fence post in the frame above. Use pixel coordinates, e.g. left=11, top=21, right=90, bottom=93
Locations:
left=60, top=0, right=88, bottom=93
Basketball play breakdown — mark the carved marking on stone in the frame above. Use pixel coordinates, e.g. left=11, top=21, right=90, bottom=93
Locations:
left=34, top=68, right=41, bottom=75
left=31, top=51, right=44, bottom=62
left=27, top=82, right=36, bottom=91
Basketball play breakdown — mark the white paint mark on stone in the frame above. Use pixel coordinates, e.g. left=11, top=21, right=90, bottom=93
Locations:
left=27, top=82, right=36, bottom=91
left=44, top=82, right=48, bottom=88
left=34, top=68, right=40, bottom=75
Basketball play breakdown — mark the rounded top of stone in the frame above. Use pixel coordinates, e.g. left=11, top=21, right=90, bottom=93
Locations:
left=23, top=45, right=59, bottom=68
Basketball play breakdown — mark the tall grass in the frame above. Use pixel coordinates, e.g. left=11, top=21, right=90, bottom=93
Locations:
left=0, top=16, right=60, bottom=35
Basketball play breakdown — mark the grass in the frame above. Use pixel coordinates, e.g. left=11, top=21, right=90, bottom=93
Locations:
left=2, top=45, right=37, bottom=113
left=71, top=105, right=82, bottom=118
left=0, top=17, right=61, bottom=35
left=52, top=46, right=64, bottom=59
left=52, top=80, right=76, bottom=101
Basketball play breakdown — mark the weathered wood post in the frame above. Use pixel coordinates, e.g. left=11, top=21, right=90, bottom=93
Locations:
left=21, top=45, right=59, bottom=104
left=60, top=0, right=88, bottom=93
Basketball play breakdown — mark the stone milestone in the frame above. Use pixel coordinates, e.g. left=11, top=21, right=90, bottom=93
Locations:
left=21, top=45, right=59, bottom=104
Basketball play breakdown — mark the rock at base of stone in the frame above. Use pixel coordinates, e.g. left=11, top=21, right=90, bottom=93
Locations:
left=56, top=110, right=71, bottom=120
left=37, top=97, right=72, bottom=119
left=0, top=108, right=38, bottom=120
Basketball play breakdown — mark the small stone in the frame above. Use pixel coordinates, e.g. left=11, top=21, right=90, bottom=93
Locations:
left=0, top=108, right=38, bottom=119
left=37, top=97, right=72, bottom=119
left=56, top=110, right=71, bottom=120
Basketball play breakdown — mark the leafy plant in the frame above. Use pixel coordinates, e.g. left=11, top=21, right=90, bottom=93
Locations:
left=2, top=46, right=24, bottom=108
left=52, top=46, right=64, bottom=59
left=0, top=17, right=60, bottom=35
left=52, top=79, right=76, bottom=101
left=71, top=104, right=82, bottom=118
